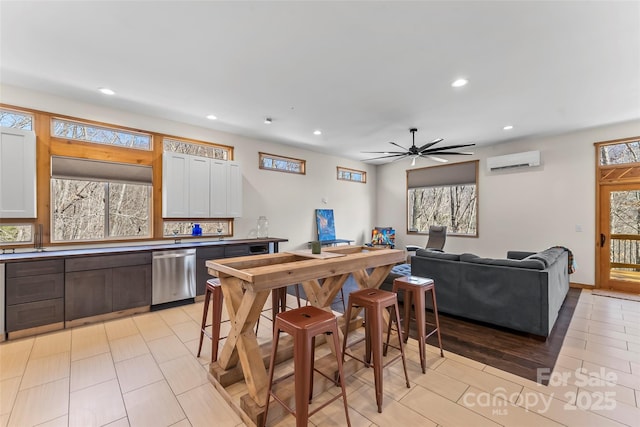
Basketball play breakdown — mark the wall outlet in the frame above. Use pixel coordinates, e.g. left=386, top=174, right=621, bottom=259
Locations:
left=575, top=224, right=582, bottom=232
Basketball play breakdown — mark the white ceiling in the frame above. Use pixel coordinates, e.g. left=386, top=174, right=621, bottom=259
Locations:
left=1, top=1, right=639, bottom=163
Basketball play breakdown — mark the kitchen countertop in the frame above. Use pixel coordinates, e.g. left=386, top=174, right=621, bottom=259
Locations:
left=0, top=237, right=288, bottom=262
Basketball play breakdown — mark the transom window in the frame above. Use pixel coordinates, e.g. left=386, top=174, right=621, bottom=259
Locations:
left=164, top=138, right=230, bottom=160
left=407, top=160, right=479, bottom=236
left=599, top=140, right=640, bottom=166
left=0, top=108, right=33, bottom=130
left=337, top=166, right=366, bottom=183
left=0, top=224, right=33, bottom=244
left=163, top=220, right=232, bottom=238
left=52, top=118, right=152, bottom=150
left=259, top=152, right=306, bottom=174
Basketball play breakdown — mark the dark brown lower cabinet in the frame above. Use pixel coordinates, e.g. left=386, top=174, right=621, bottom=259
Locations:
left=65, top=253, right=152, bottom=321
left=113, top=264, right=152, bottom=311
left=5, top=259, right=65, bottom=332
left=65, top=268, right=113, bottom=320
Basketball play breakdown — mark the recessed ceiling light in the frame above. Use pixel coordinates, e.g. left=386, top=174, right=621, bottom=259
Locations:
left=98, top=87, right=115, bottom=95
left=451, top=78, right=468, bottom=88
left=206, top=114, right=217, bottom=120
left=503, top=125, right=513, bottom=130
left=264, top=117, right=272, bottom=124
left=313, top=130, right=322, bottom=135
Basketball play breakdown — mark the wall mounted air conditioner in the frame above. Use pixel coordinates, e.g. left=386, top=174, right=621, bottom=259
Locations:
left=486, top=150, right=541, bottom=172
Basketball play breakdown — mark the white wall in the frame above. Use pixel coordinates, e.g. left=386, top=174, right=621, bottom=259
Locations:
left=0, top=84, right=377, bottom=252
left=378, top=120, right=640, bottom=286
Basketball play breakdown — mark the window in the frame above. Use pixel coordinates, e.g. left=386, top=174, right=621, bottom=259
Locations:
left=0, top=224, right=33, bottom=244
left=52, top=118, right=152, bottom=150
left=407, top=160, right=478, bottom=236
left=259, top=152, right=306, bottom=174
left=599, top=139, right=640, bottom=165
left=163, top=220, right=232, bottom=238
left=164, top=138, right=230, bottom=160
left=0, top=108, right=33, bottom=130
left=51, top=157, right=152, bottom=242
left=337, top=166, right=366, bottom=183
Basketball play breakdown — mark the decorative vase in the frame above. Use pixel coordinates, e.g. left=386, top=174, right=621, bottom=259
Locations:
left=191, top=223, right=202, bottom=236
left=257, top=216, right=268, bottom=238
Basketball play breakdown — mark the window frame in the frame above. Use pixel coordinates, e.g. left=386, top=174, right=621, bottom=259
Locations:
left=406, top=160, right=479, bottom=237
left=51, top=117, right=153, bottom=151
left=337, top=166, right=367, bottom=183
left=259, top=152, right=306, bottom=175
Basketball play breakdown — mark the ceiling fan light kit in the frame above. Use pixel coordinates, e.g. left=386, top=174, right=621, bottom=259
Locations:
left=363, top=128, right=475, bottom=164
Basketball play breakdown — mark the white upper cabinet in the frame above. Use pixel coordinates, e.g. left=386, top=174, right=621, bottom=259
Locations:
left=188, top=156, right=211, bottom=217
left=209, top=160, right=228, bottom=217
left=162, top=152, right=190, bottom=217
left=0, top=128, right=36, bottom=218
left=163, top=153, right=242, bottom=218
left=227, top=161, right=243, bottom=218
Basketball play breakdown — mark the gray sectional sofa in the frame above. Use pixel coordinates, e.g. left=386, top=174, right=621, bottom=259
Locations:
left=380, top=248, right=570, bottom=337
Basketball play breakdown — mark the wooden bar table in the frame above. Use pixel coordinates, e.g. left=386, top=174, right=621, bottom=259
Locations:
left=205, top=245, right=405, bottom=423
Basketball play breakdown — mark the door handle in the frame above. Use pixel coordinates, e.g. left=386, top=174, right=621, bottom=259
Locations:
left=600, top=233, right=606, bottom=247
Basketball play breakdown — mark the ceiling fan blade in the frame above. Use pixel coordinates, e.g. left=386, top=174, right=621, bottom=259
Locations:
left=418, top=138, right=444, bottom=152
left=426, top=151, right=474, bottom=156
left=389, top=142, right=409, bottom=151
left=361, top=151, right=405, bottom=154
left=364, top=153, right=408, bottom=161
left=421, top=143, right=475, bottom=153
left=426, top=155, right=448, bottom=163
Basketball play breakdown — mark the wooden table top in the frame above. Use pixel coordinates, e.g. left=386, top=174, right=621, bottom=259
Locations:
left=206, top=245, right=406, bottom=291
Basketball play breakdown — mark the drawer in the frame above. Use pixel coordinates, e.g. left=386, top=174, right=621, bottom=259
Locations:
left=66, top=252, right=151, bottom=272
left=6, top=273, right=64, bottom=305
left=197, top=246, right=225, bottom=259
left=7, top=259, right=64, bottom=278
left=6, top=298, right=64, bottom=332
left=225, top=244, right=250, bottom=257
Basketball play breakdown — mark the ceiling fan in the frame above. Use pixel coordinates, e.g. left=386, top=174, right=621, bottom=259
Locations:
left=363, top=128, right=475, bottom=166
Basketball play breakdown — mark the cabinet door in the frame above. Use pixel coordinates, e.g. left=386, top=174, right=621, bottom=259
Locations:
left=227, top=161, right=243, bottom=218
left=209, top=160, right=228, bottom=217
left=112, top=264, right=152, bottom=311
left=0, top=128, right=36, bottom=218
left=162, top=152, right=190, bottom=218
left=189, top=156, right=210, bottom=217
left=65, top=269, right=113, bottom=320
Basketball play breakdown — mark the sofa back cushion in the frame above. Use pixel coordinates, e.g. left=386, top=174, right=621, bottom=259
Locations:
left=415, top=249, right=461, bottom=261
left=465, top=256, right=545, bottom=270
left=526, top=247, right=565, bottom=267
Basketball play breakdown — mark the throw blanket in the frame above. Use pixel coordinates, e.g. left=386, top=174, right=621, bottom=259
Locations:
left=553, top=246, right=576, bottom=274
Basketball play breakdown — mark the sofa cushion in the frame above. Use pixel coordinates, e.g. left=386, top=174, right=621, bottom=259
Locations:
left=527, top=248, right=564, bottom=267
left=415, top=249, right=460, bottom=261
left=466, top=257, right=545, bottom=270
left=460, top=253, right=479, bottom=262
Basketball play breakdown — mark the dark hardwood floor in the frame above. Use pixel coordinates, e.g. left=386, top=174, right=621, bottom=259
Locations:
left=422, top=288, right=580, bottom=384
left=292, top=279, right=580, bottom=385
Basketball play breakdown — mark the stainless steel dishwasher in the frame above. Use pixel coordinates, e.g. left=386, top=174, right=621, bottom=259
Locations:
left=152, top=249, right=196, bottom=306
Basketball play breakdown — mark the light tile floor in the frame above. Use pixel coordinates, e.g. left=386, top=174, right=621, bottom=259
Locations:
left=0, top=289, right=639, bottom=427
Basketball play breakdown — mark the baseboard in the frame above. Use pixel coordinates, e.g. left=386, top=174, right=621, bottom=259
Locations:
left=570, top=282, right=594, bottom=289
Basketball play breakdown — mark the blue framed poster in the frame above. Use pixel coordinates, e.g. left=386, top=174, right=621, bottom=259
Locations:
left=315, top=209, right=336, bottom=242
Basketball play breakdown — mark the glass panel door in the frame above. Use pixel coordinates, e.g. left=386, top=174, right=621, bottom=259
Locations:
left=599, top=184, right=640, bottom=292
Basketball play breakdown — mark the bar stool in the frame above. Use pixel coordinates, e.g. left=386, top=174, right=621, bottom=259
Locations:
left=342, top=288, right=410, bottom=413
left=262, top=305, right=351, bottom=427
left=391, top=276, right=444, bottom=374
left=197, top=278, right=226, bottom=362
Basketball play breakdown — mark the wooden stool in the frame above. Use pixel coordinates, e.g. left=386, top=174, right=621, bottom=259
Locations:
left=262, top=306, right=351, bottom=427
left=197, top=278, right=226, bottom=362
left=342, top=288, right=410, bottom=413
left=392, top=276, right=444, bottom=374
